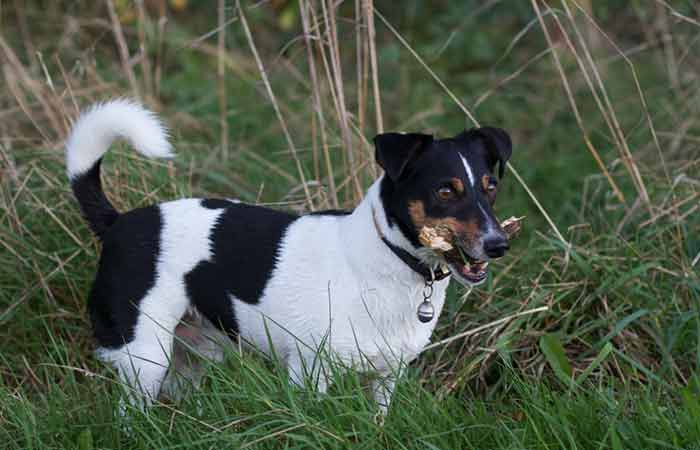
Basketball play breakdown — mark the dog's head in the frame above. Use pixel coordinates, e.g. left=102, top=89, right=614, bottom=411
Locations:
left=375, top=128, right=512, bottom=286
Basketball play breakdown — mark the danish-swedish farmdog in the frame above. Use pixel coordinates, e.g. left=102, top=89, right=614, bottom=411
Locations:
left=66, top=100, right=512, bottom=413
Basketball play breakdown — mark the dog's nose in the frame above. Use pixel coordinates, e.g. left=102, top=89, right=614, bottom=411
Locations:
left=483, top=234, right=509, bottom=258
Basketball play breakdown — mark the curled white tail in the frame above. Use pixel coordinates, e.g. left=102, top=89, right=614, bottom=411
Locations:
left=66, top=99, right=173, bottom=238
left=65, top=99, right=173, bottom=179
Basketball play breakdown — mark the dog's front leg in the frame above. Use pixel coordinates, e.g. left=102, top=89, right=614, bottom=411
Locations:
left=371, top=373, right=397, bottom=416
left=287, top=351, right=328, bottom=394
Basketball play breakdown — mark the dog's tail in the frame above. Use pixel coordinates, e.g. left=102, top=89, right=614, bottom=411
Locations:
left=66, top=99, right=173, bottom=239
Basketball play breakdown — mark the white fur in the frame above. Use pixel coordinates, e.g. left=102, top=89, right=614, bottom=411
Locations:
left=65, top=99, right=173, bottom=179
left=460, top=154, right=475, bottom=187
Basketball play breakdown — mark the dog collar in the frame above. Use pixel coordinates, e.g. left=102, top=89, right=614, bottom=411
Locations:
left=371, top=208, right=450, bottom=282
left=371, top=207, right=450, bottom=323
left=379, top=234, right=451, bottom=282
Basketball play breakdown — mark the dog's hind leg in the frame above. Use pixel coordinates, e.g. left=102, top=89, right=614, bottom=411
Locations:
left=100, top=331, right=176, bottom=411
left=98, top=293, right=189, bottom=411
left=160, top=311, right=228, bottom=403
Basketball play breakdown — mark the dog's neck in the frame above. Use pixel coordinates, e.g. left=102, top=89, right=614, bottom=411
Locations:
left=339, top=176, right=428, bottom=284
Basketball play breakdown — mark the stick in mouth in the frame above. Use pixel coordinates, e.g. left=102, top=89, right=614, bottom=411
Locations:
left=418, top=216, right=525, bottom=282
left=500, top=216, right=525, bottom=240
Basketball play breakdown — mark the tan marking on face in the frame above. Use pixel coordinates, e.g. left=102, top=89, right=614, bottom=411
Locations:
left=482, top=174, right=491, bottom=192
left=443, top=218, right=479, bottom=245
left=462, top=219, right=480, bottom=244
left=409, top=200, right=482, bottom=252
left=451, top=178, right=464, bottom=194
left=408, top=200, right=427, bottom=229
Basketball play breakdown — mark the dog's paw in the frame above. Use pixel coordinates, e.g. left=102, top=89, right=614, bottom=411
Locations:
left=373, top=408, right=387, bottom=426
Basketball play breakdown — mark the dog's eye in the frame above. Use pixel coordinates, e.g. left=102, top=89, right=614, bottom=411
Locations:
left=485, top=178, right=498, bottom=204
left=436, top=185, right=456, bottom=201
left=486, top=177, right=498, bottom=193
left=482, top=175, right=498, bottom=194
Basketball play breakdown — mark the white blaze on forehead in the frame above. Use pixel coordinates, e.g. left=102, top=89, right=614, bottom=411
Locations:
left=460, top=154, right=476, bottom=187
left=478, top=202, right=494, bottom=232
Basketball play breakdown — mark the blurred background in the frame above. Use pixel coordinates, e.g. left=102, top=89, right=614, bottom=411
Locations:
left=1, top=1, right=700, bottom=448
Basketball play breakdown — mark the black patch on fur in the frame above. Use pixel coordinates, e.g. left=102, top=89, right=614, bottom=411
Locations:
left=184, top=262, right=240, bottom=339
left=307, top=209, right=352, bottom=216
left=375, top=133, right=434, bottom=182
left=185, top=201, right=298, bottom=336
left=458, top=127, right=513, bottom=179
left=201, top=198, right=234, bottom=210
left=70, top=159, right=119, bottom=239
left=89, top=206, right=161, bottom=348
left=379, top=176, right=422, bottom=248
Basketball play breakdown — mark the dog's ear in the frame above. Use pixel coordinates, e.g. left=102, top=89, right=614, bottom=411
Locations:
left=464, top=127, right=512, bottom=179
left=374, top=133, right=434, bottom=182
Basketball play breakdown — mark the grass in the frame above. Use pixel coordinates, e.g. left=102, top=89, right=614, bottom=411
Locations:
left=1, top=1, right=700, bottom=448
left=5, top=352, right=700, bottom=449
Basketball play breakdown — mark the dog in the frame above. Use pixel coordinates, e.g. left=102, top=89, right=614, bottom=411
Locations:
left=66, top=99, right=512, bottom=414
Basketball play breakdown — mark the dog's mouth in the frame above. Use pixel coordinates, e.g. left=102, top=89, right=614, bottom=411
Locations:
left=443, top=247, right=488, bottom=285
left=416, top=226, right=489, bottom=285
left=417, top=218, right=523, bottom=286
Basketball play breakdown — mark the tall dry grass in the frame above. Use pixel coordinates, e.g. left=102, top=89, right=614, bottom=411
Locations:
left=0, top=0, right=699, bottom=393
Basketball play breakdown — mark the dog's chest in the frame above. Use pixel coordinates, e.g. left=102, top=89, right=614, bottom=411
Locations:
left=244, top=216, right=449, bottom=368
left=347, top=281, right=446, bottom=367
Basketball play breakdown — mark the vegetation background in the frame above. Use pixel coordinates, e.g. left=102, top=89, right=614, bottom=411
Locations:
left=1, top=0, right=699, bottom=448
